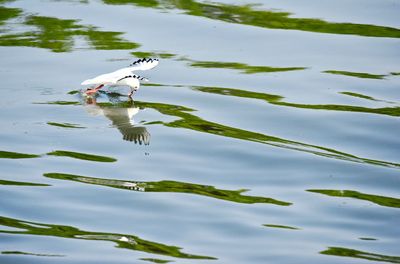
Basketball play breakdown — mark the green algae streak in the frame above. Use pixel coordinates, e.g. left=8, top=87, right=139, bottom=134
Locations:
left=0, top=179, right=49, bottom=187
left=34, top=101, right=81, bottom=105
left=0, top=215, right=216, bottom=260
left=189, top=60, right=306, bottom=74
left=359, top=237, right=378, bottom=241
left=46, top=150, right=117, bottom=163
left=47, top=122, right=85, bottom=129
left=0, top=150, right=40, bottom=159
left=132, top=51, right=176, bottom=59
left=321, top=247, right=400, bottom=263
left=263, top=224, right=299, bottom=230
left=324, top=70, right=386, bottom=79
left=340, top=92, right=379, bottom=101
left=1, top=251, right=64, bottom=257
left=103, top=0, right=159, bottom=8
left=307, top=189, right=400, bottom=208
left=44, top=173, right=292, bottom=206
left=0, top=6, right=21, bottom=25
left=139, top=258, right=173, bottom=263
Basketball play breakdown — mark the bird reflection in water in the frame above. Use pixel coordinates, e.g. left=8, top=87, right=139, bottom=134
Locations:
left=83, top=92, right=150, bottom=145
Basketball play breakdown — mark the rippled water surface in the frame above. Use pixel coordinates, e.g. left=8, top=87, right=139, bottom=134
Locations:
left=1, top=0, right=400, bottom=263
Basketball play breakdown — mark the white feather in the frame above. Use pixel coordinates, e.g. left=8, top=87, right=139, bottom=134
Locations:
left=128, top=58, right=159, bottom=71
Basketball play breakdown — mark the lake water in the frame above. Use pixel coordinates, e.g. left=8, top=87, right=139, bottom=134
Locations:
left=1, top=0, right=399, bottom=263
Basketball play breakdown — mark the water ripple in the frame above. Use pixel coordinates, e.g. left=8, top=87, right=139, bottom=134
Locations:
left=0, top=7, right=138, bottom=52
left=44, top=172, right=292, bottom=205
left=0, top=179, right=49, bottom=187
left=46, top=150, right=117, bottom=163
left=100, top=0, right=400, bottom=38
left=307, top=189, right=400, bottom=209
left=0, top=150, right=40, bottom=159
left=320, top=247, right=400, bottom=263
left=192, top=86, right=400, bottom=117
left=0, top=215, right=216, bottom=260
left=47, top=122, right=85, bottom=129
left=34, top=98, right=400, bottom=169
left=1, top=251, right=64, bottom=257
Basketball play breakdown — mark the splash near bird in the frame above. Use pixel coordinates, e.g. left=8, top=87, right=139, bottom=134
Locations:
left=81, top=58, right=159, bottom=97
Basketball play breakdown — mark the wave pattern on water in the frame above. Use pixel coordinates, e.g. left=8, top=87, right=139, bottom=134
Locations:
left=320, top=247, right=400, bottom=263
left=139, top=258, right=173, bottom=263
left=1, top=251, right=64, bottom=257
left=263, top=224, right=299, bottom=230
left=36, top=98, right=400, bottom=169
left=324, top=70, right=387, bottom=80
left=0, top=149, right=117, bottom=163
left=0, top=7, right=138, bottom=52
left=46, top=150, right=117, bottom=162
left=0, top=6, right=22, bottom=25
left=307, top=189, right=400, bottom=209
left=44, top=172, right=292, bottom=205
left=1, top=0, right=399, bottom=263
left=0, top=179, right=49, bottom=187
left=187, top=60, right=307, bottom=74
left=2, top=0, right=400, bottom=55
left=47, top=122, right=85, bottom=129
left=0, top=150, right=40, bottom=159
left=340, top=92, right=391, bottom=103
left=192, top=86, right=400, bottom=117
left=99, top=0, right=400, bottom=38
left=0, top=215, right=216, bottom=260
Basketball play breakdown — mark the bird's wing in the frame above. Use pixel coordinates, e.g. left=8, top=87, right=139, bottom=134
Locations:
left=81, top=71, right=120, bottom=85
left=81, top=68, right=131, bottom=85
left=127, top=58, right=159, bottom=72
left=81, top=58, right=158, bottom=85
left=117, top=74, right=148, bottom=82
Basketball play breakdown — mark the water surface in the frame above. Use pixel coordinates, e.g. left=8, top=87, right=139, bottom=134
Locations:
left=0, top=0, right=399, bottom=263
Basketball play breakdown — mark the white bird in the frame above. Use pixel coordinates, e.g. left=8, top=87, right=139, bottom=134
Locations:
left=81, top=58, right=159, bottom=97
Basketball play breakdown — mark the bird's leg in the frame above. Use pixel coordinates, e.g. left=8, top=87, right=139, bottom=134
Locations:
left=85, top=96, right=97, bottom=105
left=85, top=84, right=104, bottom=95
left=128, top=87, right=137, bottom=98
